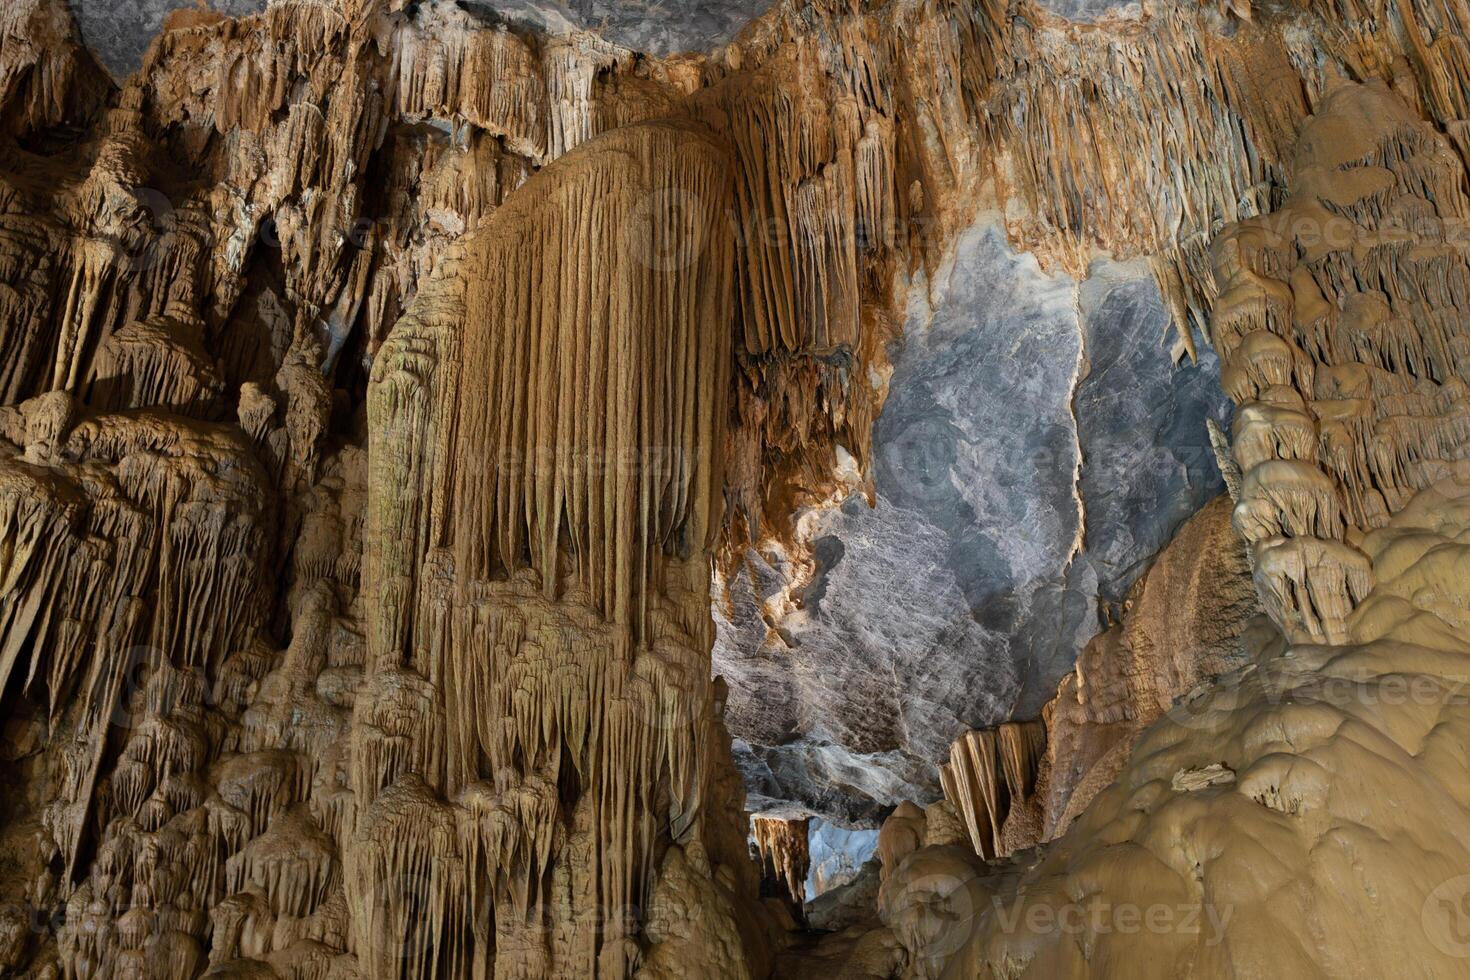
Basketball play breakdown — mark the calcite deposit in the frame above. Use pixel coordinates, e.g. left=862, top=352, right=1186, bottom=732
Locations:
left=4, top=0, right=1470, bottom=978
left=839, top=77, right=1470, bottom=980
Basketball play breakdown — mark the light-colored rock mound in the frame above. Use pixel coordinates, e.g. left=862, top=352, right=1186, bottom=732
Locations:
left=950, top=474, right=1470, bottom=978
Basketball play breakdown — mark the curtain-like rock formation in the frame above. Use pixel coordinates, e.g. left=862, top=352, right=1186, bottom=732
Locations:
left=355, top=117, right=759, bottom=978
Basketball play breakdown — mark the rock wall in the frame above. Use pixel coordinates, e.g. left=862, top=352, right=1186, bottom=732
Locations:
left=927, top=493, right=1270, bottom=871
left=859, top=78, right=1470, bottom=980
left=719, top=226, right=1231, bottom=826
left=70, top=0, right=763, bottom=80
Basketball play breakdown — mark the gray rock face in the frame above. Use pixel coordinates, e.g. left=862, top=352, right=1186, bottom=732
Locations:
left=717, top=221, right=1231, bottom=827
left=1073, top=268, right=1231, bottom=613
left=806, top=819, right=879, bottom=899
left=71, top=0, right=768, bottom=80
left=70, top=0, right=268, bottom=79
left=805, top=857, right=882, bottom=933
left=473, top=0, right=766, bottom=55
left=734, top=735, right=939, bottom=827
left=1034, top=0, right=1141, bottom=21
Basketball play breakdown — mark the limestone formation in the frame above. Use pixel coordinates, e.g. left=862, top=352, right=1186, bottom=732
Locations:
left=4, top=0, right=1470, bottom=979
left=923, top=492, right=1266, bottom=869
left=848, top=77, right=1470, bottom=980
left=751, top=816, right=810, bottom=908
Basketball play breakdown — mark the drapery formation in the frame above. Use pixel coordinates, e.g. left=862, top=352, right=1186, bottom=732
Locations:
left=355, top=118, right=759, bottom=979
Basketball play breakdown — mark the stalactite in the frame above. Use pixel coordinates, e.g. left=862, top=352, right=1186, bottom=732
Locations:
left=0, top=0, right=108, bottom=138
left=938, top=721, right=1046, bottom=861
left=751, top=816, right=810, bottom=907
left=353, top=116, right=752, bottom=978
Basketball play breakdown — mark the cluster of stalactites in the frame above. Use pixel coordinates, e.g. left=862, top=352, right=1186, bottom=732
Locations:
left=47, top=451, right=361, bottom=980
left=939, top=721, right=1046, bottom=862
left=353, top=119, right=740, bottom=979
left=695, top=8, right=947, bottom=555
left=448, top=119, right=734, bottom=639
left=0, top=400, right=331, bottom=979
left=0, top=397, right=272, bottom=852
left=54, top=647, right=349, bottom=980
left=975, top=0, right=1307, bottom=359
left=751, top=816, right=811, bottom=907
left=0, top=169, right=220, bottom=411
left=1210, top=78, right=1470, bottom=643
left=0, top=0, right=108, bottom=138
